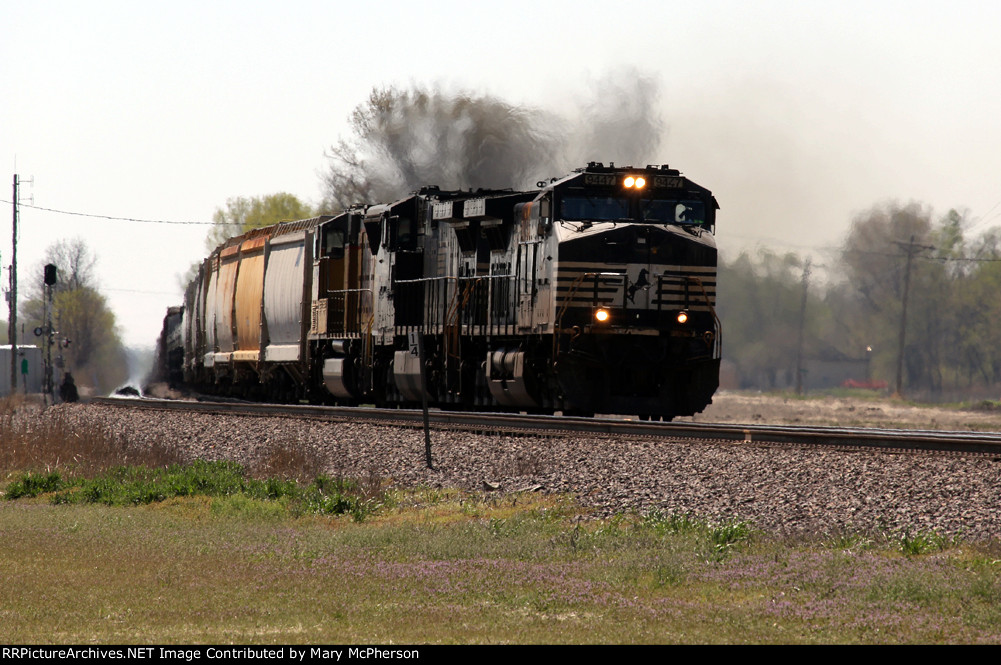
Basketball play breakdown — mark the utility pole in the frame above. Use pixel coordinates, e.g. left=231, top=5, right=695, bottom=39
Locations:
left=794, top=257, right=811, bottom=396
left=9, top=174, right=18, bottom=390
left=9, top=173, right=32, bottom=391
left=892, top=235, right=935, bottom=398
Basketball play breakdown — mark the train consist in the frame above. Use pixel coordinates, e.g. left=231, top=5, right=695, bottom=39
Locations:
left=161, top=163, right=720, bottom=420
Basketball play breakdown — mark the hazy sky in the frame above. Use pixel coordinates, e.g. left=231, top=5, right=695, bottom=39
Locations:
left=3, top=0, right=1001, bottom=347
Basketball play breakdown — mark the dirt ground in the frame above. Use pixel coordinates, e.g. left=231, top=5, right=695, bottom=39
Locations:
left=678, top=390, right=1001, bottom=432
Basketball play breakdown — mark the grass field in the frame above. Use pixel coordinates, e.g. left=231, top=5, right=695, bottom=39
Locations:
left=3, top=397, right=1001, bottom=644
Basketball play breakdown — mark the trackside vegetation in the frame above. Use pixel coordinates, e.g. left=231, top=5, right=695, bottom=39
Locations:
left=6, top=461, right=378, bottom=522
left=3, top=397, right=1001, bottom=644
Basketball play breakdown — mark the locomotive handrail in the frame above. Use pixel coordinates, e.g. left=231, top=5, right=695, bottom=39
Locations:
left=657, top=272, right=721, bottom=359
left=684, top=275, right=722, bottom=358
left=316, top=287, right=374, bottom=336
left=393, top=274, right=515, bottom=339
left=321, top=287, right=374, bottom=294
left=553, top=270, right=720, bottom=359
left=553, top=271, right=625, bottom=357
left=392, top=275, right=460, bottom=337
left=392, top=276, right=451, bottom=284
left=393, top=274, right=514, bottom=283
left=555, top=271, right=624, bottom=328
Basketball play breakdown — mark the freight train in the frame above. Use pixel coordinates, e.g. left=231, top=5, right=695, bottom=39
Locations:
left=160, top=163, right=720, bottom=420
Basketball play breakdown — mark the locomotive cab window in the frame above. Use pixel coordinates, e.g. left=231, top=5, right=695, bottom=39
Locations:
left=320, top=227, right=346, bottom=259
left=641, top=199, right=707, bottom=226
left=389, top=216, right=418, bottom=250
left=363, top=214, right=384, bottom=254
left=561, top=195, right=630, bottom=221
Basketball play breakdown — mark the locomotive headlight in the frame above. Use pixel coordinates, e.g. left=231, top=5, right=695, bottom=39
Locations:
left=634, top=176, right=646, bottom=189
left=623, top=176, right=647, bottom=189
left=624, top=176, right=636, bottom=188
left=676, top=310, right=689, bottom=324
left=595, top=308, right=610, bottom=323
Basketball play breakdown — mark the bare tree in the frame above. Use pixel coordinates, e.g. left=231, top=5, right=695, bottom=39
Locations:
left=21, top=238, right=127, bottom=394
left=43, top=238, right=98, bottom=294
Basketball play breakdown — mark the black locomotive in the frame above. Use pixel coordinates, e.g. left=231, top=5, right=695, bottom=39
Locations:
left=161, top=163, right=720, bottom=420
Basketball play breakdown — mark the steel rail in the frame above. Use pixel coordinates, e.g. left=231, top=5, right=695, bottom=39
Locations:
left=89, top=397, right=1001, bottom=455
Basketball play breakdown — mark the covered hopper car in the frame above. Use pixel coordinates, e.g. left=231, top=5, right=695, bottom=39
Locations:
left=163, top=163, right=720, bottom=420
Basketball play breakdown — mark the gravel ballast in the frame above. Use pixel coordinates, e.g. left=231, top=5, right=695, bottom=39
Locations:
left=25, top=401, right=1001, bottom=543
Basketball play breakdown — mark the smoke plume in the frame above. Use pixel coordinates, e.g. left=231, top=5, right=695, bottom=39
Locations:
left=573, top=67, right=665, bottom=167
left=322, top=69, right=665, bottom=210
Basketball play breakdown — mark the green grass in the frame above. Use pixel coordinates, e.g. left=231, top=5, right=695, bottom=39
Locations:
left=3, top=472, right=1001, bottom=644
left=5, top=460, right=379, bottom=521
left=4, top=396, right=1001, bottom=644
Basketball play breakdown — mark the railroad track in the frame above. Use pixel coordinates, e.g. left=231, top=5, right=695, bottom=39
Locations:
left=91, top=396, right=1001, bottom=456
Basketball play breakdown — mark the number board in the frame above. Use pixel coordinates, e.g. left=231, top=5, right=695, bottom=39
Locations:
left=432, top=201, right=453, bottom=220
left=583, top=174, right=617, bottom=187
left=654, top=176, right=685, bottom=189
left=463, top=198, right=486, bottom=218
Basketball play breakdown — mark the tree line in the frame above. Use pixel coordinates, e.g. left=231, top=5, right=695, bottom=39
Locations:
left=719, top=202, right=1001, bottom=400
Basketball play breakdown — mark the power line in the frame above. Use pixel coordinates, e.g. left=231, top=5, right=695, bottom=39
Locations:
left=0, top=199, right=241, bottom=226
left=843, top=248, right=1001, bottom=263
left=105, top=287, right=183, bottom=296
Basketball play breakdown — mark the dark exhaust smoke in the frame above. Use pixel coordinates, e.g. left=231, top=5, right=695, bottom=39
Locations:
left=573, top=68, right=665, bottom=168
left=322, top=69, right=664, bottom=210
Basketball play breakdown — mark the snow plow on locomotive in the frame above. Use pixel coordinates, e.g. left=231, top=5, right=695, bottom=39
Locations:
left=165, top=163, right=720, bottom=420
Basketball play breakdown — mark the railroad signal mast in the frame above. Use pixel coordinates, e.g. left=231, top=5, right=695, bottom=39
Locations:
left=41, top=263, right=57, bottom=403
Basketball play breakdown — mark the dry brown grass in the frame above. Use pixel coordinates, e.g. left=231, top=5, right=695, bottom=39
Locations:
left=0, top=396, right=183, bottom=477
left=247, top=442, right=325, bottom=483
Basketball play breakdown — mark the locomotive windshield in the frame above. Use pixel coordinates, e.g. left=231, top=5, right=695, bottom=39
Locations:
left=561, top=195, right=630, bottom=221
left=641, top=199, right=707, bottom=226
left=560, top=195, right=707, bottom=226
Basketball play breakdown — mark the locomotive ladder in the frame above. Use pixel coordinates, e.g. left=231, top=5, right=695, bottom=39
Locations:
left=445, top=277, right=481, bottom=362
